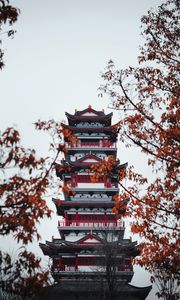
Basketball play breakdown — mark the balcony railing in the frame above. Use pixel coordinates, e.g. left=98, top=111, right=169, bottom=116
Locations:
left=69, top=197, right=112, bottom=202
left=66, top=142, right=117, bottom=149
left=58, top=220, right=124, bottom=228
left=52, top=266, right=133, bottom=272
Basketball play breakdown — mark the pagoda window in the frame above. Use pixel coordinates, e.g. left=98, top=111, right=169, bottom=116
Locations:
left=102, top=139, right=111, bottom=148
left=107, top=215, right=116, bottom=221
left=65, top=266, right=76, bottom=272
left=77, top=175, right=91, bottom=183
left=80, top=140, right=100, bottom=148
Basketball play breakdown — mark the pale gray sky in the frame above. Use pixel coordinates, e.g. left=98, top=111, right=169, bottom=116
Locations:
left=0, top=1, right=163, bottom=299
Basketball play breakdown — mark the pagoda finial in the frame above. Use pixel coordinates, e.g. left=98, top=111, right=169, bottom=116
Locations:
left=88, top=105, right=92, bottom=109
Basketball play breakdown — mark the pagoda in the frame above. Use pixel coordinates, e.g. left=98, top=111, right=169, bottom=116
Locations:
left=40, top=106, right=151, bottom=300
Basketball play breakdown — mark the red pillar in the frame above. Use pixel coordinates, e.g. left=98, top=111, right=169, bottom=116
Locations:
left=75, top=255, right=78, bottom=271
left=104, top=212, right=107, bottom=226
left=75, top=212, right=79, bottom=226
left=65, top=212, right=68, bottom=226
left=59, top=256, right=62, bottom=270
left=107, top=177, right=111, bottom=187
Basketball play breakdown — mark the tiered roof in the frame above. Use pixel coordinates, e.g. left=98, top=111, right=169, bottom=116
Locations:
left=66, top=106, right=112, bottom=126
left=39, top=106, right=152, bottom=300
left=55, top=159, right=127, bottom=179
left=40, top=234, right=139, bottom=257
left=53, top=198, right=115, bottom=213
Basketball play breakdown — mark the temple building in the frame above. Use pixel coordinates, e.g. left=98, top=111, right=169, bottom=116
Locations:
left=40, top=106, right=151, bottom=300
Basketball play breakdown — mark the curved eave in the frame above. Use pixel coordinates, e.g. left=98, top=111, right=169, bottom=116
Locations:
left=42, top=240, right=139, bottom=252
left=53, top=199, right=115, bottom=208
left=127, top=284, right=152, bottom=299
left=62, top=123, right=117, bottom=134
left=67, top=108, right=105, bottom=117
left=66, top=147, right=117, bottom=153
left=52, top=198, right=115, bottom=214
left=66, top=112, right=112, bottom=122
left=55, top=161, right=127, bottom=178
left=40, top=241, right=139, bottom=258
left=116, top=162, right=128, bottom=170
left=39, top=242, right=54, bottom=256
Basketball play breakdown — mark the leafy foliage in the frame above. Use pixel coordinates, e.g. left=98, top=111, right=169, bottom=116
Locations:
left=0, top=127, right=51, bottom=243
left=98, top=0, right=180, bottom=298
left=0, top=122, right=75, bottom=297
left=0, top=0, right=20, bottom=69
left=0, top=249, right=50, bottom=299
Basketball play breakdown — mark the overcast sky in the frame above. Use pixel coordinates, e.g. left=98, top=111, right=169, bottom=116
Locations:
left=0, top=1, right=163, bottom=299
